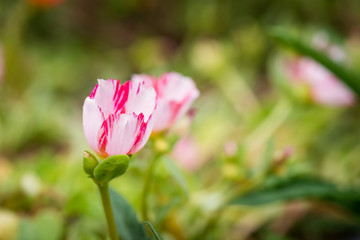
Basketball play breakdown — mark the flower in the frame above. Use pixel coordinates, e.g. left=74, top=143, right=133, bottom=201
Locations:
left=131, top=72, right=199, bottom=132
left=287, top=57, right=355, bottom=107
left=223, top=140, right=238, bottom=158
left=284, top=32, right=356, bottom=107
left=83, top=79, right=156, bottom=158
left=171, top=135, right=202, bottom=171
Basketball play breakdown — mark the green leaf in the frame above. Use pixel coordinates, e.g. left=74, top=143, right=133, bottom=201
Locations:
left=163, top=156, right=189, bottom=196
left=231, top=177, right=337, bottom=205
left=269, top=27, right=360, bottom=96
left=17, top=211, right=63, bottom=240
left=94, top=155, right=129, bottom=185
left=17, top=218, right=37, bottom=240
left=109, top=189, right=150, bottom=240
left=144, top=221, right=163, bottom=240
left=258, top=139, right=274, bottom=176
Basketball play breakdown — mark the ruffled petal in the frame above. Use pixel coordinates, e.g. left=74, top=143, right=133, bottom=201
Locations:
left=104, top=113, right=139, bottom=156
left=125, top=82, right=157, bottom=121
left=158, top=72, right=199, bottom=102
left=131, top=74, right=155, bottom=88
left=130, top=113, right=154, bottom=154
left=83, top=97, right=103, bottom=154
left=152, top=72, right=199, bottom=131
left=152, top=101, right=173, bottom=132
left=90, top=79, right=116, bottom=118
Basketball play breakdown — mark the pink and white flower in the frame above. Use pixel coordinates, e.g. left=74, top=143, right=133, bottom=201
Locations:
left=287, top=58, right=355, bottom=107
left=83, top=79, right=156, bottom=158
left=285, top=32, right=356, bottom=107
left=131, top=72, right=199, bottom=132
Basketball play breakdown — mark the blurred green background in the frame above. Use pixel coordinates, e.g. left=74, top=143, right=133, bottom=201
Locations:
left=2, top=0, right=360, bottom=239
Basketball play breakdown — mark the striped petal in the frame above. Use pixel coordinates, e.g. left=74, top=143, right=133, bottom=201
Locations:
left=103, top=114, right=139, bottom=156
left=83, top=97, right=103, bottom=154
left=125, top=81, right=157, bottom=121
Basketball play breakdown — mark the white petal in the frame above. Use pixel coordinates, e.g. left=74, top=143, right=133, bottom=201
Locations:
left=152, top=72, right=200, bottom=131
left=152, top=101, right=173, bottom=132
left=125, top=83, right=157, bottom=121
left=131, top=74, right=155, bottom=88
left=83, top=97, right=103, bottom=153
left=105, top=114, right=138, bottom=156
left=158, top=72, right=200, bottom=102
left=92, top=79, right=117, bottom=118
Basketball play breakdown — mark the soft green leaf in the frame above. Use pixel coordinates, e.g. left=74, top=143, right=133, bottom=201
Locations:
left=258, top=139, right=274, bottom=176
left=231, top=177, right=337, bottom=205
left=163, top=156, right=189, bottom=195
left=269, top=27, right=360, bottom=96
left=17, top=218, right=37, bottom=240
left=94, top=155, right=129, bottom=185
left=109, top=189, right=150, bottom=240
left=17, top=211, right=63, bottom=240
left=144, top=221, right=163, bottom=240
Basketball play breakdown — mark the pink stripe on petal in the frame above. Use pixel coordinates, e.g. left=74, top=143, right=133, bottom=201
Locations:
left=89, top=84, right=99, bottom=99
left=131, top=113, right=146, bottom=149
left=105, top=114, right=139, bottom=156
left=130, top=114, right=154, bottom=154
left=113, top=80, right=121, bottom=102
left=97, top=114, right=116, bottom=156
left=125, top=84, right=156, bottom=121
left=114, top=81, right=130, bottom=115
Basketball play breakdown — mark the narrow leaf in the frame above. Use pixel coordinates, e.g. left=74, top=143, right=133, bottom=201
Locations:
left=231, top=177, right=336, bottom=205
left=258, top=139, right=274, bottom=176
left=144, top=221, right=163, bottom=240
left=163, top=156, right=189, bottom=196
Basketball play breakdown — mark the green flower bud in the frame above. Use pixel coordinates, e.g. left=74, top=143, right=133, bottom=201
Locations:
left=93, top=154, right=130, bottom=185
left=83, top=151, right=99, bottom=177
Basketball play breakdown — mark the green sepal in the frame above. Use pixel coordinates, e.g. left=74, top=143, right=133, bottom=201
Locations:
left=83, top=151, right=99, bottom=177
left=93, top=155, right=130, bottom=185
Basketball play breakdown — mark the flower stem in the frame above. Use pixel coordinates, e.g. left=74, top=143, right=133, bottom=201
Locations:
left=141, top=154, right=160, bottom=220
left=97, top=183, right=120, bottom=240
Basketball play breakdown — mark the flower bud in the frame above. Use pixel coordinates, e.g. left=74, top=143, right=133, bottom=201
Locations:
left=93, top=155, right=130, bottom=185
left=83, top=151, right=99, bottom=177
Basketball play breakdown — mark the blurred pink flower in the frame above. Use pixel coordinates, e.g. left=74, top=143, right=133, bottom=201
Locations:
left=83, top=79, right=156, bottom=158
left=28, top=0, right=65, bottom=8
left=286, top=32, right=355, bottom=107
left=224, top=140, right=238, bottom=158
left=131, top=72, right=199, bottom=132
left=287, top=58, right=355, bottom=107
left=172, top=135, right=202, bottom=171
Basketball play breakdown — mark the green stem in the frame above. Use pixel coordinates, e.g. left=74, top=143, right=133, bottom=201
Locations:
left=97, top=183, right=120, bottom=240
left=141, top=154, right=160, bottom=220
